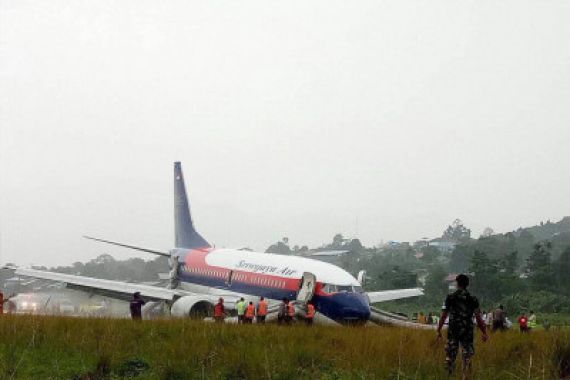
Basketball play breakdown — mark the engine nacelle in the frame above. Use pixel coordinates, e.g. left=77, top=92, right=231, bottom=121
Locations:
left=170, top=296, right=214, bottom=318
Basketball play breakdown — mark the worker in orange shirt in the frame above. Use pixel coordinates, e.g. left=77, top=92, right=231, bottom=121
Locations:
left=244, top=301, right=255, bottom=324
left=285, top=299, right=295, bottom=325
left=213, top=297, right=225, bottom=323
left=305, top=301, right=315, bottom=325
left=256, top=296, right=267, bottom=324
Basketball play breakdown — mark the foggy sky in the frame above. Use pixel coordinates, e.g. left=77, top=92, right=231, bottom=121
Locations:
left=1, top=0, right=569, bottom=267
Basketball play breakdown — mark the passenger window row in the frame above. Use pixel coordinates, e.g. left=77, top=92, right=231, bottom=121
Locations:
left=184, top=265, right=286, bottom=288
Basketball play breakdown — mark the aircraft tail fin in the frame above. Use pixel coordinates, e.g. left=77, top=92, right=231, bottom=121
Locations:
left=174, top=162, right=211, bottom=249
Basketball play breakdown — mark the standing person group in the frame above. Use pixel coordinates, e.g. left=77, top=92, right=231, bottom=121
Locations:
left=129, top=292, right=314, bottom=325
left=417, top=311, right=439, bottom=325
left=216, top=296, right=269, bottom=324
left=276, top=298, right=315, bottom=325
left=518, top=310, right=537, bottom=333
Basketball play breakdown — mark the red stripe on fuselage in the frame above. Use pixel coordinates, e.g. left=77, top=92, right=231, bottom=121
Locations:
left=182, top=249, right=302, bottom=291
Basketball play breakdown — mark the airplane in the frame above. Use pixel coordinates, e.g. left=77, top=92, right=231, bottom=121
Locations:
left=14, top=162, right=426, bottom=325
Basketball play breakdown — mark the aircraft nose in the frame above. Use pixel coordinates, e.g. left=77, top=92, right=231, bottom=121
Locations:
left=342, top=306, right=371, bottom=321
left=337, top=294, right=370, bottom=322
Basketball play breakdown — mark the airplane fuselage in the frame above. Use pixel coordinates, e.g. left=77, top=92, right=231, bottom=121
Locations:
left=174, top=247, right=371, bottom=323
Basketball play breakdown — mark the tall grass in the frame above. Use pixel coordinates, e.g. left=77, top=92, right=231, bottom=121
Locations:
left=0, top=315, right=567, bottom=379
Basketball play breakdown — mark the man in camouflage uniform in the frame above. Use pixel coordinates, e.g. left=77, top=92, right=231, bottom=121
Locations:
left=437, top=274, right=488, bottom=378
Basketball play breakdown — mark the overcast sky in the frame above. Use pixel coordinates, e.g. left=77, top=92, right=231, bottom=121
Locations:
left=1, top=0, right=569, bottom=267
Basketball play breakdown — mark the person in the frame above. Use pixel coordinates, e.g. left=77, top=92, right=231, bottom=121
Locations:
left=6, top=299, right=16, bottom=314
left=543, top=319, right=551, bottom=331
left=528, top=310, right=537, bottom=330
left=481, top=310, right=487, bottom=326
left=129, top=292, right=146, bottom=321
left=433, top=313, right=440, bottom=326
left=244, top=302, right=255, bottom=324
left=427, top=312, right=434, bottom=325
left=0, top=292, right=5, bottom=315
left=256, top=297, right=267, bottom=324
left=437, top=274, right=488, bottom=378
left=236, top=297, right=246, bottom=324
left=518, top=312, right=529, bottom=333
left=278, top=298, right=288, bottom=325
left=305, top=301, right=315, bottom=325
left=213, top=297, right=225, bottom=323
left=492, top=305, right=507, bottom=332
left=486, top=310, right=494, bottom=329
left=285, top=299, right=295, bottom=324
left=418, top=312, right=427, bottom=324
left=0, top=292, right=11, bottom=315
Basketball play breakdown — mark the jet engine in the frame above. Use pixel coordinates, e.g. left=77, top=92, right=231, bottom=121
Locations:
left=170, top=296, right=213, bottom=318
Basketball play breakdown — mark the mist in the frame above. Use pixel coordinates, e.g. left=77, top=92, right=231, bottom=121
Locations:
left=1, top=0, right=569, bottom=267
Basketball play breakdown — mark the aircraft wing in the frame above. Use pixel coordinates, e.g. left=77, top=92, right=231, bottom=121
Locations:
left=366, top=288, right=424, bottom=303
left=15, top=268, right=190, bottom=302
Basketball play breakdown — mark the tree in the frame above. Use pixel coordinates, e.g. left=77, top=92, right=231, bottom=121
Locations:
left=501, top=251, right=519, bottom=275
left=374, top=266, right=416, bottom=290
left=420, top=245, right=441, bottom=265
left=526, top=241, right=555, bottom=291
left=496, top=250, right=525, bottom=297
left=449, top=244, right=473, bottom=273
left=332, top=233, right=344, bottom=248
left=469, top=250, right=501, bottom=303
left=480, top=227, right=495, bottom=238
left=423, top=265, right=448, bottom=304
left=347, top=239, right=363, bottom=252
left=515, top=229, right=535, bottom=261
left=265, top=241, right=291, bottom=255
left=555, top=247, right=570, bottom=295
left=442, top=219, right=471, bottom=242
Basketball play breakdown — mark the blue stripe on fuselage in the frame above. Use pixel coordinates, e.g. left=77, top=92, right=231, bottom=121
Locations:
left=177, top=272, right=370, bottom=323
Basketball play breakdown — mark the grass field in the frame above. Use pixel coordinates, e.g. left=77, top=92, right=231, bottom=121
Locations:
left=0, top=315, right=568, bottom=379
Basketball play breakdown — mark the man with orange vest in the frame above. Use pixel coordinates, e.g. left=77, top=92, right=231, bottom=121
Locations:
left=244, top=301, right=255, bottom=324
left=256, top=297, right=267, bottom=324
left=305, top=301, right=315, bottom=325
left=213, top=297, right=225, bottom=323
left=285, top=299, right=295, bottom=325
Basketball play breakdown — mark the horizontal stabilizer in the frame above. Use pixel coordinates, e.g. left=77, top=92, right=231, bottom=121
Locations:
left=83, top=236, right=170, bottom=257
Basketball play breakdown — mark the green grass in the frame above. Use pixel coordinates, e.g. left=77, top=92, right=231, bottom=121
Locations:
left=0, top=315, right=568, bottom=379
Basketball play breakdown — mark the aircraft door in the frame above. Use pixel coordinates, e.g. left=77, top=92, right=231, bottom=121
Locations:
left=357, top=270, right=366, bottom=286
left=296, top=272, right=316, bottom=303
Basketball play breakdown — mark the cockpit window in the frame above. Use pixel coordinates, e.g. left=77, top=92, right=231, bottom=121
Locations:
left=337, top=285, right=353, bottom=293
left=321, top=283, right=361, bottom=294
left=321, top=283, right=336, bottom=293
